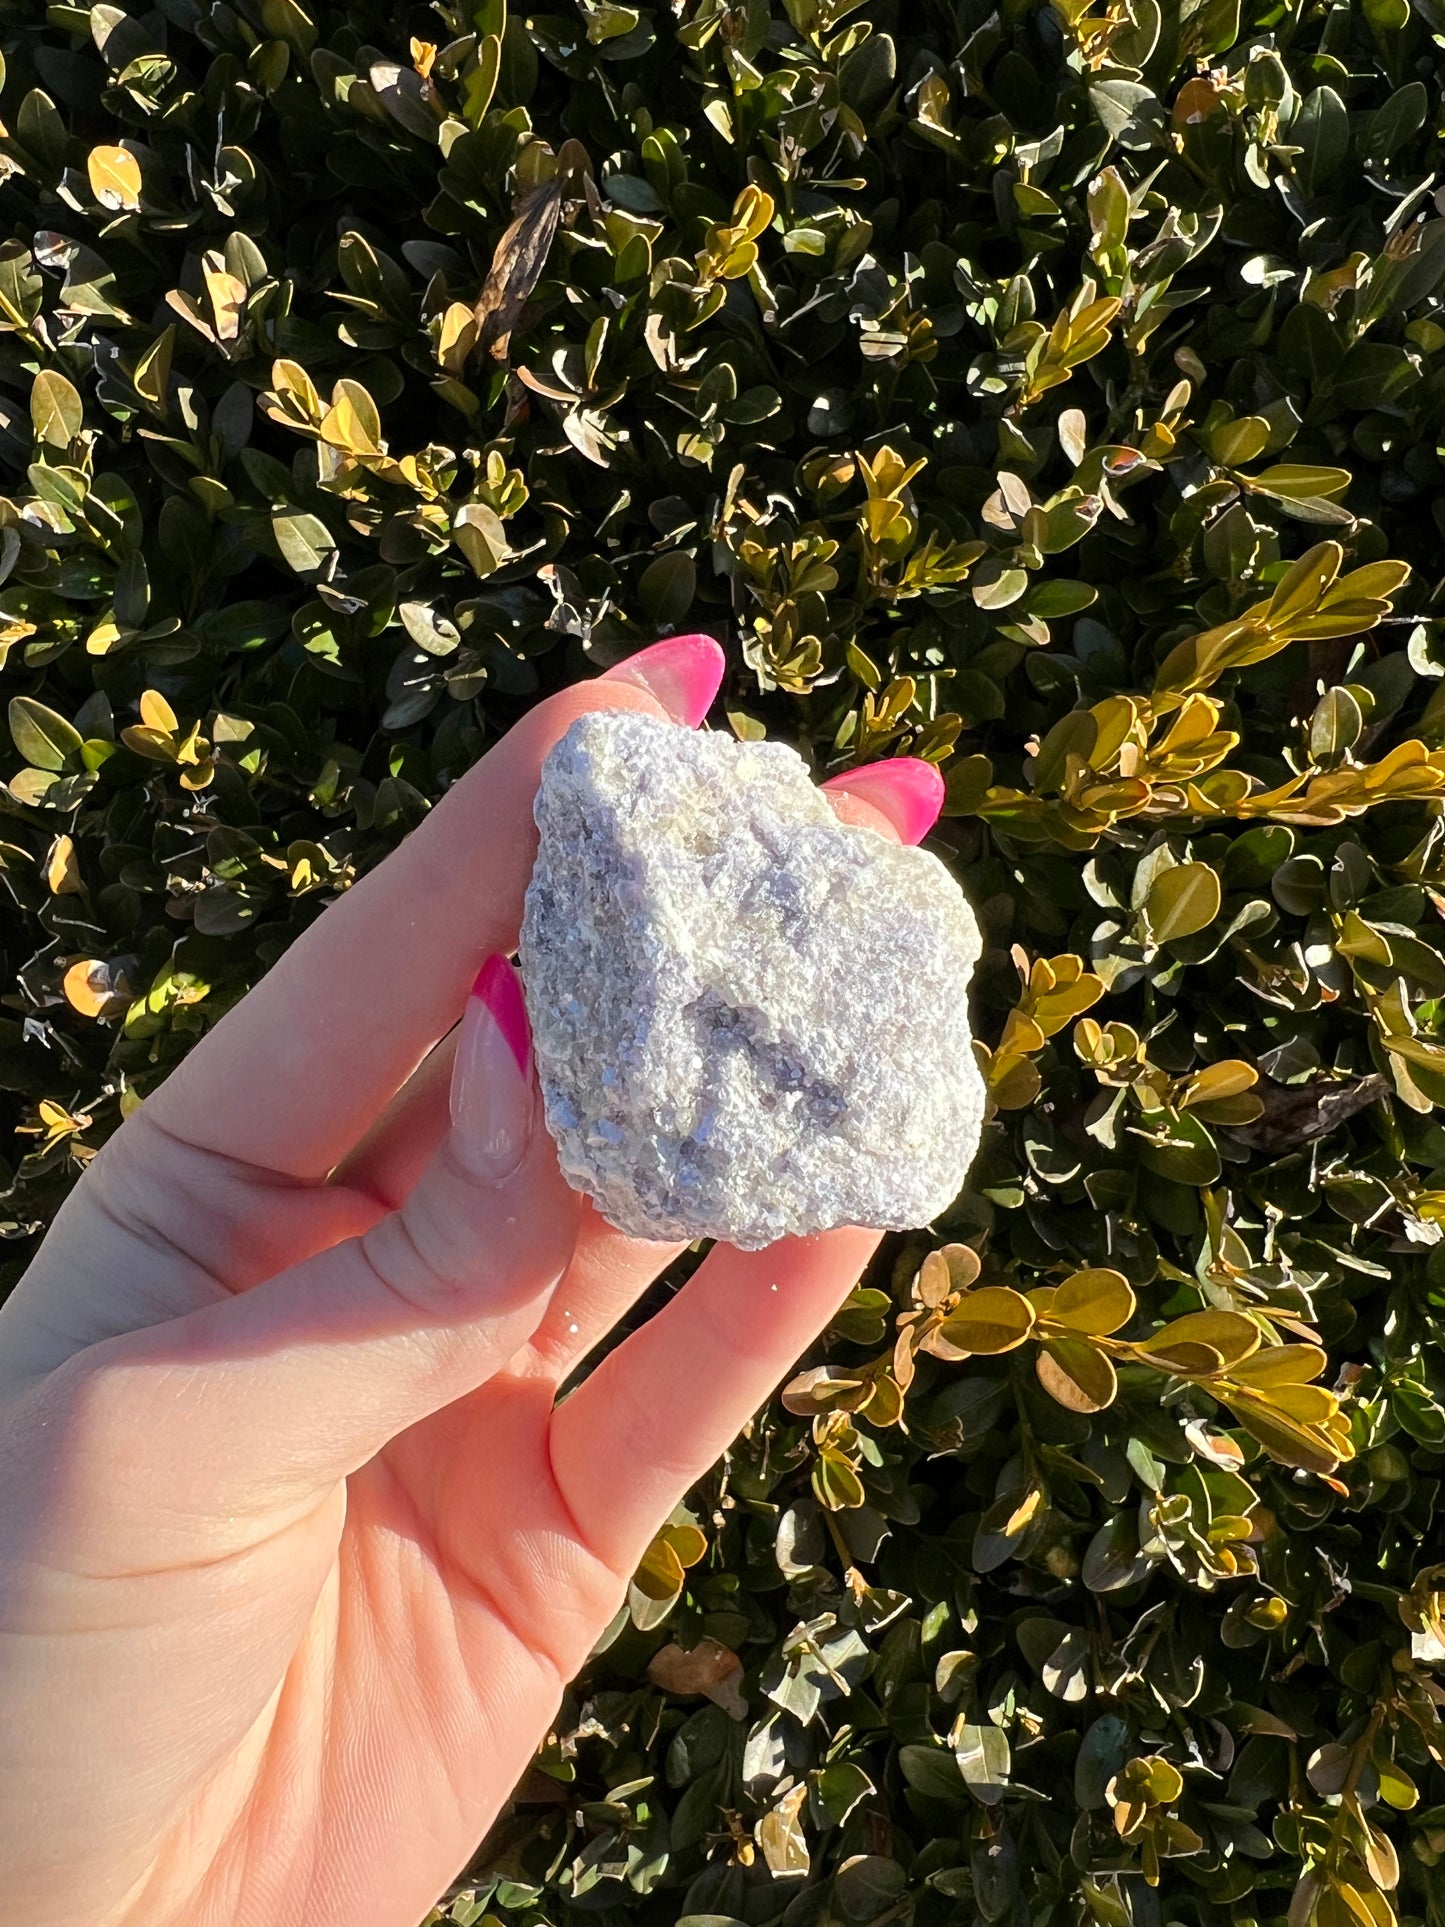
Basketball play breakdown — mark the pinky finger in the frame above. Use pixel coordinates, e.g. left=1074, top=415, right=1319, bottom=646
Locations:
left=547, top=1226, right=881, bottom=1572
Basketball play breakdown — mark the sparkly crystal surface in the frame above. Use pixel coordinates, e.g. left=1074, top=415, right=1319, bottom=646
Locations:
left=518, top=709, right=985, bottom=1249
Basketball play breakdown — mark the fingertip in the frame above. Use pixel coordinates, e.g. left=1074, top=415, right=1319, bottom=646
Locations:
left=451, top=954, right=536, bottom=1180
left=819, top=757, right=945, bottom=845
left=470, top=954, right=531, bottom=1078
left=598, top=634, right=726, bottom=728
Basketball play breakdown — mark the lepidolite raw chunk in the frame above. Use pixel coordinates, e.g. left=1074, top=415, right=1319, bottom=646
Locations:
left=518, top=709, right=985, bottom=1249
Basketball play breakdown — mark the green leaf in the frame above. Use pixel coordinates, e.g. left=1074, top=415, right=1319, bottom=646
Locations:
left=271, top=508, right=336, bottom=575
left=132, top=325, right=175, bottom=409
left=972, top=567, right=1030, bottom=610
left=1331, top=343, right=1419, bottom=411
left=90, top=4, right=152, bottom=67
left=1293, top=86, right=1348, bottom=193
left=321, top=379, right=382, bottom=454
left=1279, top=301, right=1344, bottom=381
left=1144, top=862, right=1222, bottom=943
left=1136, top=1110, right=1222, bottom=1186
left=1365, top=81, right=1427, bottom=159
left=369, top=61, right=441, bottom=140
left=0, top=239, right=43, bottom=330
left=813, top=1762, right=873, bottom=1828
left=1268, top=541, right=1343, bottom=623
left=1049, top=1267, right=1135, bottom=1335
left=1247, top=464, right=1351, bottom=502
left=1185, top=0, right=1240, bottom=56
left=30, top=370, right=83, bottom=447
left=6, top=766, right=61, bottom=806
left=1041, top=1628, right=1090, bottom=1700
left=260, top=0, right=318, bottom=54
left=1309, top=686, right=1363, bottom=765
left=1378, top=1760, right=1418, bottom=1810
left=1145, top=1308, right=1260, bottom=1368
left=1211, top=416, right=1269, bottom=467
left=8, top=696, right=83, bottom=771
left=639, top=552, right=698, bottom=627
left=931, top=1287, right=1036, bottom=1356
left=954, top=1724, right=1011, bottom=1803
left=833, top=1855, right=905, bottom=1922
left=1082, top=1516, right=1152, bottom=1595
left=1087, top=166, right=1129, bottom=260
left=1037, top=1335, right=1117, bottom=1412
left=1028, top=579, right=1097, bottom=618
left=453, top=503, right=510, bottom=577
left=898, top=1744, right=968, bottom=1803
left=838, top=32, right=896, bottom=114
left=17, top=88, right=67, bottom=171
left=756, top=1784, right=808, bottom=1877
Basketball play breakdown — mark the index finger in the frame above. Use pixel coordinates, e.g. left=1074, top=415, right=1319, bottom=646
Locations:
left=145, top=638, right=725, bottom=1182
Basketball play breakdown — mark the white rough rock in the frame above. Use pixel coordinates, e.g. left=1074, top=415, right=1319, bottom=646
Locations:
left=518, top=709, right=986, bottom=1249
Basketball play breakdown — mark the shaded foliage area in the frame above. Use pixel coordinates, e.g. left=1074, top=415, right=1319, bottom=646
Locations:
left=3, top=0, right=1445, bottom=1923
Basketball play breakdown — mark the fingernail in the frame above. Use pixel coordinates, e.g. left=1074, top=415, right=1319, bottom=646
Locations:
left=599, top=633, right=725, bottom=727
left=450, top=955, right=534, bottom=1182
left=820, top=758, right=945, bottom=845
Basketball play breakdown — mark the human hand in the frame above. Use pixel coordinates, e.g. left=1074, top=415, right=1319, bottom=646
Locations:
left=0, top=635, right=946, bottom=1927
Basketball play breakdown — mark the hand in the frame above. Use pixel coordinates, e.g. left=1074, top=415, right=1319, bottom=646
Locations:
left=0, top=635, right=945, bottom=1927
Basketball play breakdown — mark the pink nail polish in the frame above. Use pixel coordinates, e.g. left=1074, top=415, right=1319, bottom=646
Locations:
left=450, top=956, right=533, bottom=1181
left=599, top=633, right=725, bottom=728
left=471, top=954, right=531, bottom=1076
left=820, top=758, right=945, bottom=845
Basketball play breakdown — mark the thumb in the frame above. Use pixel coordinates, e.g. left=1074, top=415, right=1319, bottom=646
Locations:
left=68, top=958, right=581, bottom=1511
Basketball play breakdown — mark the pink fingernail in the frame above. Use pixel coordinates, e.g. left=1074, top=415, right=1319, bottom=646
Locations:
left=450, top=956, right=534, bottom=1182
left=471, top=954, right=531, bottom=1076
left=599, top=633, right=725, bottom=727
left=820, top=758, right=945, bottom=845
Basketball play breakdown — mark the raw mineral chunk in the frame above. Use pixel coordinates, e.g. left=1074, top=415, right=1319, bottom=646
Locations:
left=518, top=708, right=985, bottom=1249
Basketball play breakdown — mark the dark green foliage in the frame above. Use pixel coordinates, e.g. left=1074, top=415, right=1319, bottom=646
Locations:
left=5, top=0, right=1445, bottom=1922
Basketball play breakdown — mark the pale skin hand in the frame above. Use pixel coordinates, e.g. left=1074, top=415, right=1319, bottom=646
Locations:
left=0, top=637, right=939, bottom=1927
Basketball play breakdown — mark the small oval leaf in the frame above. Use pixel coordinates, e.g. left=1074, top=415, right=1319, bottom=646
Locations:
left=9, top=695, right=83, bottom=771
left=87, top=142, right=142, bottom=210
left=1050, top=1267, right=1136, bottom=1336
left=932, top=1287, right=1037, bottom=1357
left=30, top=369, right=83, bottom=447
left=1145, top=862, right=1222, bottom=943
left=1037, top=1335, right=1118, bottom=1412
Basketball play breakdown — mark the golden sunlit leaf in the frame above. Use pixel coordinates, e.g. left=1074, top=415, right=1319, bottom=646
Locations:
left=139, top=689, right=178, bottom=732
left=63, top=960, right=118, bottom=1017
left=1145, top=1309, right=1261, bottom=1367
left=30, top=369, right=83, bottom=447
left=1145, top=862, right=1222, bottom=943
left=1050, top=1266, right=1135, bottom=1335
left=1229, top=1345, right=1328, bottom=1388
left=46, top=834, right=81, bottom=894
left=1037, top=1334, right=1118, bottom=1411
left=87, top=143, right=142, bottom=210
left=928, top=1286, right=1037, bottom=1357
left=1222, top=1393, right=1350, bottom=1475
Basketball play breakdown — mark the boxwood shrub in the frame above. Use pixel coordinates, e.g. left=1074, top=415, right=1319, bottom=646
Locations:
left=4, top=1, right=1445, bottom=1923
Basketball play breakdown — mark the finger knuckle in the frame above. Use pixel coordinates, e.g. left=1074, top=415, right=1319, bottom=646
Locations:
left=357, top=1201, right=479, bottom=1321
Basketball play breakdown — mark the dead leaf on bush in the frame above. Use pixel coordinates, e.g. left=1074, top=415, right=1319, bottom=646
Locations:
left=646, top=1637, right=746, bottom=1718
left=472, top=180, right=562, bottom=365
